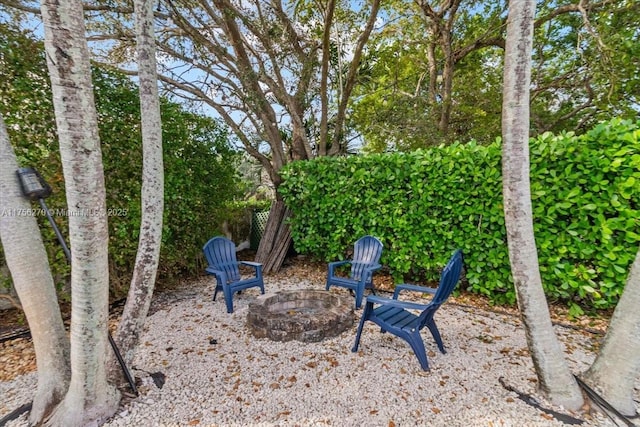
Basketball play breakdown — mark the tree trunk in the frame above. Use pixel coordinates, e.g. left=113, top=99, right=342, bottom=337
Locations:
left=318, top=0, right=336, bottom=156
left=112, top=0, right=164, bottom=372
left=438, top=29, right=454, bottom=135
left=583, top=247, right=640, bottom=415
left=0, top=113, right=70, bottom=425
left=501, top=0, right=583, bottom=410
left=418, top=1, right=459, bottom=138
left=255, top=198, right=291, bottom=274
left=40, top=0, right=120, bottom=423
left=329, top=0, right=381, bottom=155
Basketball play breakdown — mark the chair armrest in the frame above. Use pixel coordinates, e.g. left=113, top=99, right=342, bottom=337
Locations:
left=364, top=263, right=382, bottom=272
left=240, top=261, right=262, bottom=269
left=366, top=295, right=428, bottom=311
left=356, top=263, right=382, bottom=284
left=393, top=283, right=437, bottom=300
left=205, top=267, right=228, bottom=285
left=240, top=261, right=263, bottom=279
left=328, top=260, right=351, bottom=275
left=329, top=260, right=350, bottom=268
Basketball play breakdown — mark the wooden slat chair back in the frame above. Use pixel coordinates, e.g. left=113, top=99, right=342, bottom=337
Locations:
left=351, top=249, right=463, bottom=371
left=202, top=236, right=265, bottom=313
left=325, top=235, right=383, bottom=309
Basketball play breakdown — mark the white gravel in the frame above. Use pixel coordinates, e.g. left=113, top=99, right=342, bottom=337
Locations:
left=1, top=273, right=633, bottom=426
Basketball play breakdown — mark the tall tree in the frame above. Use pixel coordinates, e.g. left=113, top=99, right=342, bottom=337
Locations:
left=0, top=113, right=70, bottom=425
left=40, top=0, right=120, bottom=423
left=64, top=0, right=381, bottom=272
left=112, top=0, right=164, bottom=370
left=318, top=0, right=336, bottom=157
left=138, top=0, right=381, bottom=272
left=351, top=0, right=639, bottom=151
left=324, top=0, right=381, bottom=156
left=501, top=0, right=583, bottom=410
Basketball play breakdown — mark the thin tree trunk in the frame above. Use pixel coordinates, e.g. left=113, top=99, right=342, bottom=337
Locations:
left=426, top=41, right=438, bottom=104
left=583, top=247, right=640, bottom=415
left=438, top=28, right=454, bottom=135
left=318, top=0, right=335, bottom=157
left=328, top=0, right=381, bottom=155
left=113, top=0, right=164, bottom=371
left=501, top=0, right=583, bottom=410
left=40, top=0, right=120, bottom=423
left=0, top=113, right=70, bottom=425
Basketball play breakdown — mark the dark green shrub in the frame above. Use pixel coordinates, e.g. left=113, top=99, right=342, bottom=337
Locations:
left=280, top=119, right=639, bottom=311
left=530, top=119, right=640, bottom=313
left=96, top=80, right=244, bottom=292
left=0, top=26, right=244, bottom=298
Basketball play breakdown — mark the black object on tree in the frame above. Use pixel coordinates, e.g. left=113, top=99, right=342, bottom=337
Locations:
left=15, top=166, right=138, bottom=396
left=16, top=167, right=71, bottom=261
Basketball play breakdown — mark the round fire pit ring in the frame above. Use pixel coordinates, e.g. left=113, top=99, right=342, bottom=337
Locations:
left=246, top=289, right=355, bottom=343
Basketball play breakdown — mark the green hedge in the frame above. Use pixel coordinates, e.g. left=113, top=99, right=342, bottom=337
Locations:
left=0, top=25, right=246, bottom=298
left=99, top=90, right=245, bottom=293
left=279, top=119, right=639, bottom=311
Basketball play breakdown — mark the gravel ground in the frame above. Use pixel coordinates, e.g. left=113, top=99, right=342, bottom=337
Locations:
left=0, top=272, right=633, bottom=427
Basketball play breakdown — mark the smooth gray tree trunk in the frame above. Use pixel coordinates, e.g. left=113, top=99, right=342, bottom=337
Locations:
left=501, top=0, right=583, bottom=410
left=113, top=0, right=164, bottom=371
left=40, top=0, right=120, bottom=423
left=0, top=113, right=70, bottom=425
left=583, top=247, right=640, bottom=415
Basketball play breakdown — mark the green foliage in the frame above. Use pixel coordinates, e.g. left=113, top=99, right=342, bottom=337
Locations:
left=280, top=119, right=639, bottom=310
left=0, top=24, right=68, bottom=292
left=531, top=1, right=640, bottom=134
left=530, top=119, right=640, bottom=309
left=0, top=25, right=244, bottom=297
left=94, top=70, right=244, bottom=292
left=350, top=1, right=639, bottom=153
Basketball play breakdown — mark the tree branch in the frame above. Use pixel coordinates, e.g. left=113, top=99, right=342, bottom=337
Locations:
left=329, top=0, right=381, bottom=155
left=534, top=0, right=614, bottom=29
left=0, top=293, right=23, bottom=311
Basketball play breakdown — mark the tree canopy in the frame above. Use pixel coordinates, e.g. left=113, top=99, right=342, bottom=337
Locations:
left=350, top=0, right=639, bottom=152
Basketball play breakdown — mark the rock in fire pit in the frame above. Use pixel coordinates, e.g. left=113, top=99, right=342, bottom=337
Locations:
left=246, top=289, right=355, bottom=343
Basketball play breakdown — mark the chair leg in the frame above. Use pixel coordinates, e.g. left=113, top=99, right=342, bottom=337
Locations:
left=406, top=332, right=430, bottom=371
left=355, top=286, right=365, bottom=309
left=223, top=286, right=234, bottom=314
left=213, top=285, right=219, bottom=302
left=351, top=303, right=372, bottom=352
left=426, top=321, right=446, bottom=354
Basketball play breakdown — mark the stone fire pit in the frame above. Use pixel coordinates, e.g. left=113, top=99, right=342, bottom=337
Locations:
left=246, top=289, right=355, bottom=343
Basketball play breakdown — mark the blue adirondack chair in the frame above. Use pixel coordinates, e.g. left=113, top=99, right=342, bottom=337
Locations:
left=351, top=249, right=463, bottom=371
left=203, top=236, right=265, bottom=313
left=325, top=235, right=383, bottom=309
